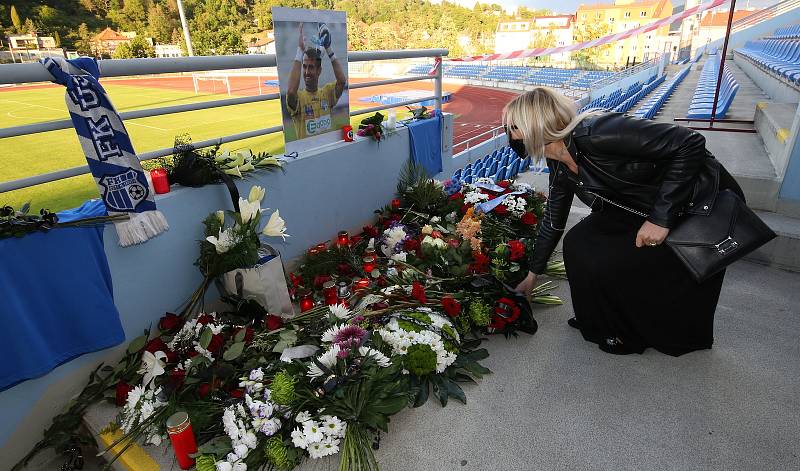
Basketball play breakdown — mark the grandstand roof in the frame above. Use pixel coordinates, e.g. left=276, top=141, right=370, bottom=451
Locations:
left=700, top=9, right=761, bottom=27
left=577, top=0, right=667, bottom=13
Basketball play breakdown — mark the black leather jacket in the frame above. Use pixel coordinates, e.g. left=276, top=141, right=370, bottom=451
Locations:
left=529, top=112, right=742, bottom=275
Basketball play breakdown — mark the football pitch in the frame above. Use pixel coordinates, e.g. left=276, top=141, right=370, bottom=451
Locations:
left=0, top=82, right=398, bottom=211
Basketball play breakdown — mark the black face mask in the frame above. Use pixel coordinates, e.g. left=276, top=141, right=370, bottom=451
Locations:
left=505, top=125, right=527, bottom=157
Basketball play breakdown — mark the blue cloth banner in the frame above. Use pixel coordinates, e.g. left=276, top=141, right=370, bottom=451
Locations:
left=0, top=200, right=125, bottom=391
left=406, top=111, right=443, bottom=177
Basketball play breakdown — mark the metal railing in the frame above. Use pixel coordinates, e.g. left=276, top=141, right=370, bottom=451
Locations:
left=452, top=125, right=506, bottom=155
left=0, top=48, right=447, bottom=193
left=732, top=0, right=800, bottom=33
left=590, top=53, right=663, bottom=91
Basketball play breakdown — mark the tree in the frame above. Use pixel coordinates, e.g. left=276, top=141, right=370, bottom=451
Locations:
left=54, top=31, right=61, bottom=47
left=10, top=5, right=21, bottom=32
left=108, top=0, right=149, bottom=33
left=76, top=22, right=93, bottom=55
left=113, top=35, right=154, bottom=58
left=571, top=22, right=612, bottom=67
left=253, top=0, right=279, bottom=30
left=147, top=2, right=177, bottom=43
left=35, top=5, right=61, bottom=33
left=23, top=17, right=36, bottom=34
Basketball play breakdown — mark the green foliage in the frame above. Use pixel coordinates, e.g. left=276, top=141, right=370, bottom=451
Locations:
left=572, top=21, right=613, bottom=67
left=269, top=371, right=296, bottom=405
left=10, top=5, right=21, bottom=30
left=404, top=344, right=437, bottom=376
left=396, top=161, right=448, bottom=215
left=468, top=300, right=492, bottom=327
left=194, top=455, right=218, bottom=471
left=264, top=436, right=296, bottom=470
left=113, top=35, right=155, bottom=59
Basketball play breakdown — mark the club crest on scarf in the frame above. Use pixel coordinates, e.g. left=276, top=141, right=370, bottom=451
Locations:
left=99, top=169, right=149, bottom=212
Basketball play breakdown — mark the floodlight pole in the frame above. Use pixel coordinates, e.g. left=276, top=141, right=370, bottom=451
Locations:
left=176, top=0, right=194, bottom=57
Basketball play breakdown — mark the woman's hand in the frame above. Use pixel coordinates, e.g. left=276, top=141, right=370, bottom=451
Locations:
left=636, top=221, right=670, bottom=247
left=514, top=272, right=538, bottom=302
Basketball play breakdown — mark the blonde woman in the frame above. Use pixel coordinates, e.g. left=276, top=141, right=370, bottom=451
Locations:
left=507, top=87, right=743, bottom=356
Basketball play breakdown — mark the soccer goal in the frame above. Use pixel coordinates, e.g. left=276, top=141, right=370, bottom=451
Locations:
left=191, top=69, right=278, bottom=96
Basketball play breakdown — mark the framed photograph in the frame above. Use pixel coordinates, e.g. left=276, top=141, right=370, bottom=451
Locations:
left=273, top=7, right=349, bottom=154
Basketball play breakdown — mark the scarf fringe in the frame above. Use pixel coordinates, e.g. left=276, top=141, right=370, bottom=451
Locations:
left=115, top=211, right=169, bottom=247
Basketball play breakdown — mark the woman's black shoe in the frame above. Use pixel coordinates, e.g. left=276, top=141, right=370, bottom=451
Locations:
left=598, top=337, right=640, bottom=355
left=567, top=317, right=581, bottom=330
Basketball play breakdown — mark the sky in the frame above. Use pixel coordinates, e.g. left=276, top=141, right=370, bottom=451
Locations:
left=437, top=0, right=781, bottom=15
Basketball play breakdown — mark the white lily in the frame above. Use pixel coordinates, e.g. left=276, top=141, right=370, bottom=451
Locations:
left=239, top=162, right=255, bottom=173
left=207, top=228, right=235, bottom=254
left=262, top=210, right=289, bottom=240
left=138, top=350, right=167, bottom=387
left=224, top=166, right=243, bottom=178
left=215, top=210, right=225, bottom=225
left=255, top=156, right=282, bottom=168
left=238, top=198, right=261, bottom=224
left=248, top=186, right=266, bottom=204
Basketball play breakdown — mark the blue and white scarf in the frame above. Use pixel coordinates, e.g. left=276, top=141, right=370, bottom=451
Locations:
left=42, top=57, right=168, bottom=246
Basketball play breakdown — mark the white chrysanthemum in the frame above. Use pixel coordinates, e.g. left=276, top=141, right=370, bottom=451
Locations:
left=296, top=411, right=312, bottom=424
left=321, top=324, right=344, bottom=343
left=464, top=191, right=489, bottom=204
left=329, top=303, right=351, bottom=320
left=303, top=420, right=325, bottom=443
left=359, top=347, right=391, bottom=368
left=307, top=344, right=340, bottom=378
left=259, top=418, right=281, bottom=436
left=291, top=428, right=308, bottom=449
left=308, top=441, right=325, bottom=459
left=232, top=462, right=247, bottom=471
left=126, top=385, right=145, bottom=409
left=234, top=444, right=249, bottom=459
left=217, top=461, right=233, bottom=471
left=242, top=431, right=258, bottom=449
left=391, top=251, right=407, bottom=262
left=321, top=415, right=345, bottom=438
left=320, top=436, right=341, bottom=456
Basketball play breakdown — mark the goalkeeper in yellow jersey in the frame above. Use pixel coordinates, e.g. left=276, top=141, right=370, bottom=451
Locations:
left=286, top=23, right=347, bottom=140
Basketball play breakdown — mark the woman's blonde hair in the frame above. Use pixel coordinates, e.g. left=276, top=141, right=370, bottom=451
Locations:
left=502, top=87, right=602, bottom=162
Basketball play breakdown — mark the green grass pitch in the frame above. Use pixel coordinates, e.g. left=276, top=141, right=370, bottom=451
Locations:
left=0, top=83, right=405, bottom=211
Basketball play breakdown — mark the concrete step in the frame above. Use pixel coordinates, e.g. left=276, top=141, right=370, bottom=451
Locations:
left=754, top=101, right=797, bottom=176
left=748, top=210, right=800, bottom=272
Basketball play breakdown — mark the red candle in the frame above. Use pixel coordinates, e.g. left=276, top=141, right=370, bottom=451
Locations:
left=343, top=124, right=354, bottom=142
left=298, top=290, right=314, bottom=312
left=391, top=199, right=401, bottom=210
left=166, top=412, right=197, bottom=470
left=150, top=168, right=170, bottom=194
left=316, top=243, right=328, bottom=252
left=337, top=231, right=350, bottom=247
left=355, top=278, right=370, bottom=290
left=362, top=255, right=376, bottom=274
left=307, top=247, right=320, bottom=257
left=323, top=281, right=338, bottom=306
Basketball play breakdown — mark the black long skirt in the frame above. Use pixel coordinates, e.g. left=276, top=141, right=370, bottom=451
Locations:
left=562, top=206, right=726, bottom=356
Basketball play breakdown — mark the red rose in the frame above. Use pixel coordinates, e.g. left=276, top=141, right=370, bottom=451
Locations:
left=431, top=230, right=444, bottom=239
left=449, top=192, right=464, bottom=201
left=404, top=238, right=420, bottom=253
left=265, top=315, right=283, bottom=331
left=460, top=204, right=470, bottom=214
left=236, top=327, right=255, bottom=344
left=390, top=213, right=401, bottom=222
left=198, top=382, right=212, bottom=398
left=521, top=212, right=538, bottom=226
left=382, top=219, right=392, bottom=229
left=508, top=240, right=526, bottom=261
left=377, top=277, right=388, bottom=288
left=158, top=312, right=183, bottom=332
left=337, top=263, right=353, bottom=276
left=207, top=334, right=225, bottom=355
left=363, top=225, right=379, bottom=238
left=494, top=204, right=508, bottom=216
left=145, top=338, right=178, bottom=363
left=441, top=296, right=461, bottom=318
left=350, top=235, right=362, bottom=246
left=498, top=181, right=511, bottom=189
left=168, top=368, right=186, bottom=389
left=313, top=274, right=332, bottom=289
left=187, top=350, right=199, bottom=358
left=229, top=389, right=245, bottom=399
left=115, top=381, right=133, bottom=406
left=469, top=252, right=491, bottom=274
left=391, top=199, right=401, bottom=210
left=411, top=281, right=427, bottom=304
left=196, top=314, right=214, bottom=325
left=448, top=238, right=461, bottom=248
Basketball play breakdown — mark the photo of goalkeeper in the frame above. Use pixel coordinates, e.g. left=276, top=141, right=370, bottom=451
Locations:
left=286, top=22, right=347, bottom=141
